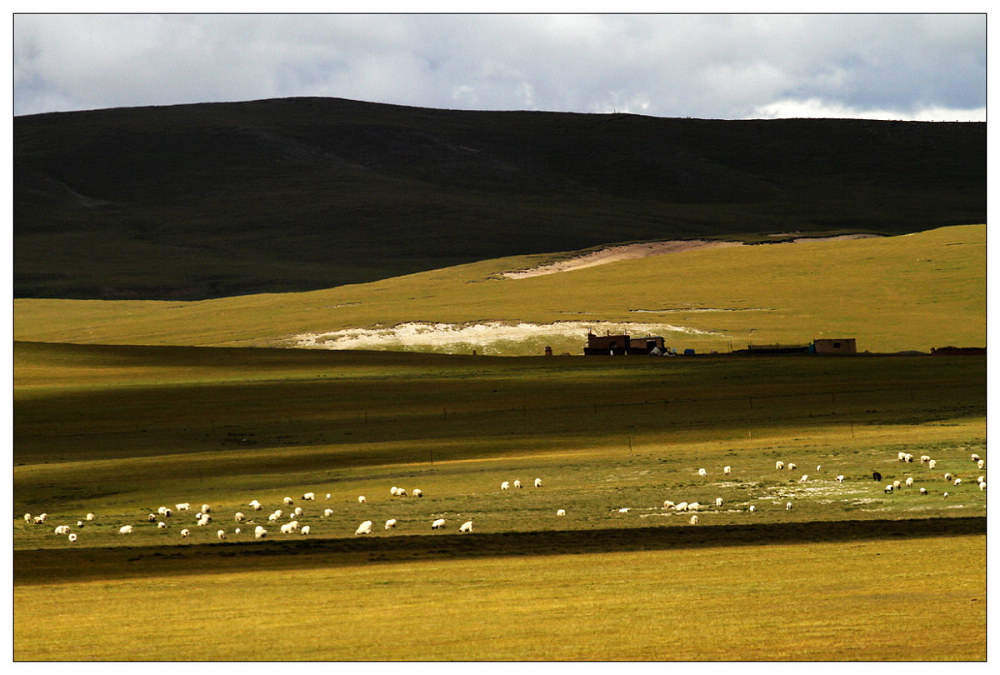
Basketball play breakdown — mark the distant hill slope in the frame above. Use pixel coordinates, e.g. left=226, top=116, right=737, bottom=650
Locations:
left=14, top=97, right=985, bottom=300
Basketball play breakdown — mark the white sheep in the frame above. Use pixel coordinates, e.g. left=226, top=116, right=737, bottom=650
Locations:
left=776, top=461, right=785, bottom=470
left=300, top=526, right=311, bottom=535
left=390, top=486, right=400, bottom=496
left=248, top=499, right=262, bottom=511
left=786, top=501, right=793, bottom=510
left=971, top=453, right=981, bottom=462
left=787, top=463, right=797, bottom=471
left=977, top=475, right=985, bottom=484
left=200, top=504, right=211, bottom=514
left=919, top=488, right=928, bottom=495
left=459, top=520, right=474, bottom=533
left=76, top=520, right=85, bottom=528
left=556, top=509, right=566, bottom=516
left=715, top=497, right=723, bottom=507
left=979, top=481, right=986, bottom=491
left=904, top=454, right=914, bottom=463
left=920, top=455, right=931, bottom=463
left=119, top=525, right=133, bottom=534
left=397, top=488, right=407, bottom=497
left=905, top=477, right=914, bottom=487
left=268, top=512, right=280, bottom=522
left=977, top=459, right=985, bottom=470
left=23, top=513, right=31, bottom=523
left=800, top=474, right=809, bottom=483
left=898, top=451, right=907, bottom=461
left=176, top=503, right=190, bottom=511
left=944, top=473, right=954, bottom=482
left=254, top=526, right=267, bottom=539
left=147, top=513, right=157, bottom=522
left=34, top=514, right=47, bottom=524
left=836, top=475, right=845, bottom=483
left=618, top=507, right=631, bottom=514
left=885, top=484, right=894, bottom=493
left=283, top=497, right=294, bottom=506
left=816, top=465, right=822, bottom=471
left=534, top=478, right=543, bottom=488
left=943, top=492, right=950, bottom=498
left=293, top=507, right=304, bottom=517
left=181, top=528, right=190, bottom=538
left=54, top=525, right=70, bottom=535
left=157, top=506, right=171, bottom=517
left=234, top=528, right=241, bottom=535
left=698, top=468, right=707, bottom=477
left=280, top=521, right=299, bottom=534
left=674, top=502, right=688, bottom=512
left=501, top=481, right=510, bottom=491
left=385, top=518, right=397, bottom=530
left=663, top=500, right=675, bottom=509
left=513, top=480, right=522, bottom=489
left=689, top=515, right=699, bottom=525
left=157, top=522, right=167, bottom=529
left=323, top=508, right=334, bottom=517
left=197, top=514, right=212, bottom=526
left=413, top=489, right=423, bottom=498
left=892, top=480, right=901, bottom=490
left=234, top=512, right=246, bottom=522
left=748, top=505, right=756, bottom=513
left=431, top=518, right=446, bottom=530
left=928, top=460, right=937, bottom=469
left=688, top=502, right=701, bottom=511
left=723, top=465, right=731, bottom=475
left=954, top=478, right=962, bottom=486
left=355, top=520, right=373, bottom=535
left=67, top=533, right=78, bottom=543
left=302, top=492, right=315, bottom=501
left=326, top=493, right=331, bottom=500
left=86, top=513, right=95, bottom=521
left=217, top=529, right=227, bottom=541
left=357, top=495, right=367, bottom=504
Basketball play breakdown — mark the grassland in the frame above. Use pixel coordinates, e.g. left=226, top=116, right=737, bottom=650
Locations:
left=12, top=224, right=986, bottom=355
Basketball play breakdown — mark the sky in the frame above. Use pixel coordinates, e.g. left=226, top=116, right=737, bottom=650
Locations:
left=11, top=11, right=988, bottom=121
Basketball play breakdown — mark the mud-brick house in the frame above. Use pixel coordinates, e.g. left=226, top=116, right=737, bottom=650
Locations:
left=584, top=333, right=665, bottom=355
left=812, top=338, right=857, bottom=354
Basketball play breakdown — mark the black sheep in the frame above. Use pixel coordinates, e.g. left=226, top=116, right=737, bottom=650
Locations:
left=873, top=471, right=883, bottom=482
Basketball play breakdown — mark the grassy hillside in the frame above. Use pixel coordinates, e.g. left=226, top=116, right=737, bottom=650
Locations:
left=13, top=224, right=986, bottom=354
left=14, top=97, right=985, bottom=299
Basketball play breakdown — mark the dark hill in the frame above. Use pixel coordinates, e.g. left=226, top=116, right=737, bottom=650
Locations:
left=14, top=97, right=985, bottom=300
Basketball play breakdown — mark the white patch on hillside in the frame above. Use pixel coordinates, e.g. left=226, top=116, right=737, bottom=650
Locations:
left=288, top=321, right=722, bottom=352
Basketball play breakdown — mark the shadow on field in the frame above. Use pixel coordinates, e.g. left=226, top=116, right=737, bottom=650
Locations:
left=15, top=516, right=985, bottom=585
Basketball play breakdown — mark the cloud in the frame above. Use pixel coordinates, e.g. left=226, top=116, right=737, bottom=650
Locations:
left=13, top=14, right=986, bottom=120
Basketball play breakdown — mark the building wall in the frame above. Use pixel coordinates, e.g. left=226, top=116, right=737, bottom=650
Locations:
left=813, top=338, right=857, bottom=354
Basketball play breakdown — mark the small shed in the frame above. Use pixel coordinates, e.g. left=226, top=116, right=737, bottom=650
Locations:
left=812, top=338, right=857, bottom=354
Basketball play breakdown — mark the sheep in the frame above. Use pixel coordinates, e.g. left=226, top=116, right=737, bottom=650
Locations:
left=302, top=492, right=315, bottom=501
left=357, top=495, right=367, bottom=504
left=200, top=504, right=211, bottom=514
left=898, top=451, right=907, bottom=461
left=776, top=461, right=785, bottom=470
left=432, top=518, right=447, bottom=530
left=674, top=502, right=688, bottom=512
left=459, top=520, right=474, bottom=533
left=293, top=507, right=304, bottom=517
left=385, top=518, right=397, bottom=530
left=618, top=507, right=631, bottom=514
left=513, top=480, right=523, bottom=489
left=715, top=497, right=724, bottom=507
left=248, top=500, right=262, bottom=511
left=300, top=526, right=311, bottom=535
left=689, top=515, right=699, bottom=525
left=234, top=528, right=241, bottom=535
left=396, top=488, right=407, bottom=497
left=280, top=521, right=299, bottom=534
left=787, top=463, right=797, bottom=472
left=786, top=502, right=793, bottom=510
left=22, top=513, right=31, bottom=523
left=119, top=525, right=133, bottom=534
left=904, top=454, right=914, bottom=463
left=54, top=525, right=70, bottom=535
left=979, top=481, right=986, bottom=491
left=33, top=514, right=47, bottom=524
left=176, top=503, right=191, bottom=511
left=234, top=512, right=246, bottom=522
left=919, top=488, right=928, bottom=495
left=254, top=525, right=267, bottom=539
left=390, top=486, right=400, bottom=496
left=323, top=508, right=334, bottom=517
left=971, top=453, right=981, bottom=463
left=928, top=460, right=937, bottom=469
left=325, top=493, right=331, bottom=500
left=157, top=506, right=171, bottom=517
left=67, top=533, right=78, bottom=543
left=148, top=513, right=157, bottom=522
left=697, top=468, right=707, bottom=477
left=534, top=478, right=543, bottom=488
left=86, top=513, right=95, bottom=521
left=748, top=505, right=756, bottom=513
left=816, top=465, right=822, bottom=471
left=954, top=478, right=962, bottom=486
left=723, top=465, right=731, bottom=475
left=663, top=500, right=675, bottom=509
left=799, top=474, right=809, bottom=483
left=217, top=530, right=227, bottom=541
left=501, top=481, right=510, bottom=491
left=836, top=475, right=845, bottom=483
left=283, top=497, right=294, bottom=506
left=977, top=459, right=985, bottom=470
left=76, top=521, right=85, bottom=528
left=688, top=502, right=701, bottom=511
left=872, top=471, right=882, bottom=481
left=355, top=521, right=373, bottom=535
left=157, top=522, right=167, bottom=529
left=268, top=511, right=280, bottom=522
left=944, top=473, right=954, bottom=482
left=920, top=455, right=931, bottom=463
left=977, top=475, right=985, bottom=484
left=943, top=492, right=950, bottom=498
left=181, top=528, right=191, bottom=538
left=413, top=489, right=423, bottom=498
left=885, top=484, right=894, bottom=493
left=905, top=477, right=914, bottom=487
left=892, top=480, right=902, bottom=490
left=556, top=509, right=566, bottom=516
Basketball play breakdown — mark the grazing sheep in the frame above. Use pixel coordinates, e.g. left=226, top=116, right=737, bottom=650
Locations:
left=663, top=500, right=675, bottom=509
left=674, top=502, right=688, bottom=512
left=390, top=486, right=400, bottom=496
left=323, top=508, right=334, bottom=517
left=954, top=478, right=962, bottom=486
left=971, top=453, right=981, bottom=463
left=76, top=521, right=85, bottom=528
left=943, top=492, right=950, bottom=498
left=234, top=528, right=241, bottom=535
left=688, top=502, right=701, bottom=511
left=357, top=495, right=366, bottom=504
left=893, top=480, right=901, bottom=490
left=904, top=454, right=914, bottom=463
left=885, top=484, right=894, bottom=493
left=119, top=525, right=134, bottom=534
left=176, top=503, right=190, bottom=511
left=689, top=515, right=699, bottom=525
left=355, top=521, right=373, bottom=536
left=977, top=475, right=985, bottom=484
left=33, top=514, right=47, bottom=524
left=979, top=481, right=986, bottom=491
left=157, top=522, right=167, bottom=529
left=898, top=451, right=907, bottom=461
left=157, top=506, right=171, bottom=517
left=836, top=475, right=845, bottom=483
left=786, top=502, right=793, bottom=510
left=800, top=474, right=809, bottom=483
left=816, top=465, right=822, bottom=471
left=723, top=466, right=731, bottom=475
left=513, top=480, right=523, bottom=489
left=413, top=489, right=423, bottom=498
left=748, top=505, right=757, bottom=513
left=86, top=513, right=95, bottom=521
left=302, top=492, right=315, bottom=501
left=268, top=511, right=280, bottom=522
left=977, top=459, right=985, bottom=470
left=248, top=500, right=262, bottom=511
left=431, top=518, right=446, bottom=530
left=54, top=525, right=70, bottom=535
left=919, top=488, right=928, bottom=495
left=873, top=471, right=882, bottom=482
left=148, top=513, right=157, bottom=522
left=905, top=477, right=914, bottom=487
left=283, top=497, right=294, bottom=506
left=397, top=488, right=407, bottom=497
left=385, top=519, right=397, bottom=530
left=234, top=512, right=246, bottom=522
left=787, top=463, right=796, bottom=472
left=698, top=468, right=707, bottom=477
left=280, top=521, right=299, bottom=534
left=618, top=507, right=631, bottom=514
left=217, top=530, right=227, bottom=541
left=928, top=460, right=937, bottom=469
left=534, top=478, right=543, bottom=488
left=23, top=513, right=31, bottom=523
left=254, top=526, right=267, bottom=539
left=293, top=507, right=304, bottom=517
left=501, top=481, right=510, bottom=491
left=300, top=526, right=311, bottom=535
left=459, top=520, right=474, bottom=533
left=715, top=497, right=724, bottom=507
left=200, top=504, right=211, bottom=514
left=776, top=461, right=785, bottom=470
left=181, top=528, right=190, bottom=538
left=920, top=455, right=931, bottom=463
left=945, top=473, right=954, bottom=482
left=556, top=509, right=566, bottom=516
left=67, top=533, right=78, bottom=543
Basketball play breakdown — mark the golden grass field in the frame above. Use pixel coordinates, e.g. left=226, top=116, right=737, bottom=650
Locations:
left=12, top=224, right=987, bottom=661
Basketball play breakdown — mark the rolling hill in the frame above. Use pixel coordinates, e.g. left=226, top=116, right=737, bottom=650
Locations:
left=14, top=97, right=985, bottom=300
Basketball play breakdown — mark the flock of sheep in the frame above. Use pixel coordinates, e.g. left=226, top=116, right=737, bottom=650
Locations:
left=20, top=449, right=985, bottom=545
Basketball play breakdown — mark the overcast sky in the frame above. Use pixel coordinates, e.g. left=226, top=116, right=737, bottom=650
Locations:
left=12, top=12, right=987, bottom=121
